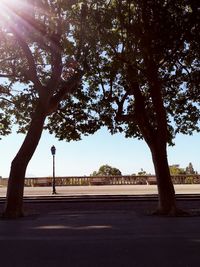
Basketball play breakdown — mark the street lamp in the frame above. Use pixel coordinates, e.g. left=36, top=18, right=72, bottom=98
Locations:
left=51, top=145, right=56, bottom=194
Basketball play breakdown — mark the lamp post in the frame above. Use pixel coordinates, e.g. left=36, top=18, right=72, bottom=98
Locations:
left=51, top=145, right=56, bottom=194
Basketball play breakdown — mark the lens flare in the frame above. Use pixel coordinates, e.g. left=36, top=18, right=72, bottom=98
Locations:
left=0, top=0, right=31, bottom=20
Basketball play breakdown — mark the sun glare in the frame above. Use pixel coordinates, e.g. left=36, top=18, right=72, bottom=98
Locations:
left=0, top=0, right=20, bottom=6
left=0, top=0, right=18, bottom=10
left=0, top=0, right=30, bottom=15
left=0, top=0, right=21, bottom=20
left=0, top=0, right=33, bottom=27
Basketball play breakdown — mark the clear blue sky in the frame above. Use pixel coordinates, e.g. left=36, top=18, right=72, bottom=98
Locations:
left=1, top=127, right=200, bottom=178
left=0, top=1, right=199, bottom=178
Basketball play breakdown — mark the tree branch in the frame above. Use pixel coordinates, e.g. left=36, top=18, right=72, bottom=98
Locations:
left=9, top=21, right=44, bottom=95
left=0, top=97, right=14, bottom=104
left=47, top=70, right=84, bottom=115
left=0, top=56, right=18, bottom=64
left=46, top=19, right=63, bottom=92
left=0, top=73, right=17, bottom=78
left=115, top=91, right=135, bottom=122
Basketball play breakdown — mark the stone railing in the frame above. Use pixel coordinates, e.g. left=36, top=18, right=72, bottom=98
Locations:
left=1, top=175, right=200, bottom=187
left=171, top=175, right=200, bottom=184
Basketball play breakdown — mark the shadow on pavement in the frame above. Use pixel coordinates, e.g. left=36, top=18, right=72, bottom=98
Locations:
left=0, top=200, right=200, bottom=266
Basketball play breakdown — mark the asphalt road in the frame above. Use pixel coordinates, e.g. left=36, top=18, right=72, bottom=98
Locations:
left=1, top=185, right=200, bottom=267
left=0, top=199, right=200, bottom=267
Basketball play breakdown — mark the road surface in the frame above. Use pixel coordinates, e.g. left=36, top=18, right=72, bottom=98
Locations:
left=1, top=195, right=200, bottom=267
left=1, top=184, right=200, bottom=197
left=1, top=185, right=200, bottom=266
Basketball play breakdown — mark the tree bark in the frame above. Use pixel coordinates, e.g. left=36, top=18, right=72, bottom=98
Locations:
left=149, top=141, right=176, bottom=214
left=127, top=66, right=178, bottom=215
left=3, top=102, right=47, bottom=218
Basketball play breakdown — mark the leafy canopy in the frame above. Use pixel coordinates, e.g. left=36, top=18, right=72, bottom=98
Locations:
left=1, top=0, right=199, bottom=144
left=0, top=0, right=100, bottom=140
left=71, top=0, right=200, bottom=143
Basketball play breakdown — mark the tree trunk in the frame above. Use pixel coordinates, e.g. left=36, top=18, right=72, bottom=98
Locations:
left=3, top=103, right=47, bottom=218
left=149, top=141, right=177, bottom=215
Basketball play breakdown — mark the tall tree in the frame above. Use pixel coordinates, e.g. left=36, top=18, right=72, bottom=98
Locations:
left=0, top=0, right=97, bottom=218
left=92, top=164, right=122, bottom=176
left=72, top=0, right=200, bottom=215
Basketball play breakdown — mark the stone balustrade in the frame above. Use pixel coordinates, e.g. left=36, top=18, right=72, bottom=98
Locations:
left=1, top=175, right=200, bottom=187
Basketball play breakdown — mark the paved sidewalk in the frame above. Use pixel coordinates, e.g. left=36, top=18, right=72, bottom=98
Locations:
left=1, top=184, right=200, bottom=197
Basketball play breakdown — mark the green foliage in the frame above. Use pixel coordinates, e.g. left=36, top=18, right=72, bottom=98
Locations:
left=91, top=164, right=122, bottom=176
left=169, top=162, right=197, bottom=175
left=0, top=111, right=11, bottom=138
left=0, top=0, right=100, bottom=140
left=137, top=169, right=148, bottom=176
left=72, top=0, right=200, bottom=143
left=0, top=89, right=12, bottom=138
left=169, top=165, right=186, bottom=175
left=0, top=0, right=199, bottom=144
left=46, top=89, right=100, bottom=141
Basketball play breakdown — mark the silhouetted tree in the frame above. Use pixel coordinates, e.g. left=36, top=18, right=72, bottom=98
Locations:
left=72, top=0, right=200, bottom=215
left=0, top=0, right=98, bottom=218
